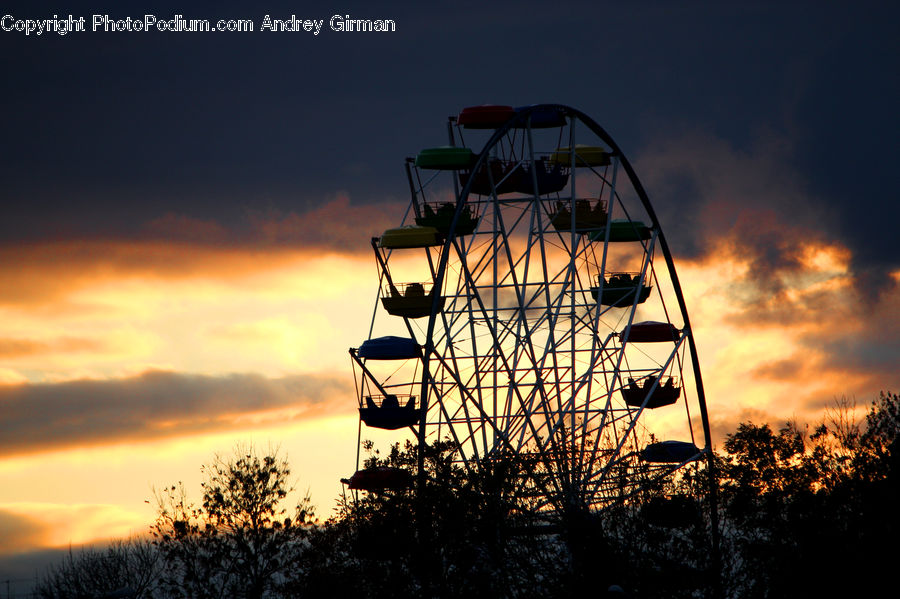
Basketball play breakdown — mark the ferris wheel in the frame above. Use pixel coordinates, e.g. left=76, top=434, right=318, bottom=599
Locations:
left=344, top=104, right=714, bottom=514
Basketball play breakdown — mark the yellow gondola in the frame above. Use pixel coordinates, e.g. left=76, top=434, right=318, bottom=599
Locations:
left=378, top=226, right=441, bottom=249
left=381, top=282, right=445, bottom=318
left=548, top=145, right=611, bottom=167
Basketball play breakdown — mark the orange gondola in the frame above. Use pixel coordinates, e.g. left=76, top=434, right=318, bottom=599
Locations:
left=359, top=394, right=421, bottom=430
left=621, top=376, right=680, bottom=409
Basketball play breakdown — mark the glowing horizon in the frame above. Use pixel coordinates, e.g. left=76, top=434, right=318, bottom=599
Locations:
left=1, top=205, right=895, bottom=556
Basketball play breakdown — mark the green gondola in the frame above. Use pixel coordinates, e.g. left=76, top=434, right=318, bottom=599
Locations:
left=589, top=219, right=652, bottom=242
left=414, top=147, right=476, bottom=170
left=591, top=272, right=651, bottom=306
left=415, top=202, right=478, bottom=235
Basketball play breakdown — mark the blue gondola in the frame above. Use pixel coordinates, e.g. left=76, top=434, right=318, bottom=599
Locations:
left=512, top=105, right=567, bottom=129
left=357, top=336, right=420, bottom=360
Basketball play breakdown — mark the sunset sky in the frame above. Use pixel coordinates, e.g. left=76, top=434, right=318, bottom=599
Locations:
left=1, top=0, right=898, bottom=584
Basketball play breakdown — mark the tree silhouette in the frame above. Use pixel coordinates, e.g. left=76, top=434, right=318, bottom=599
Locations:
left=35, top=538, right=159, bottom=599
left=716, top=392, right=899, bottom=598
left=151, top=446, right=315, bottom=599
left=301, top=439, right=570, bottom=599
left=31, top=392, right=899, bottom=599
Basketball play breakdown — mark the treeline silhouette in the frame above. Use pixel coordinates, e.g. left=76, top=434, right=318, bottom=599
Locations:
left=34, top=392, right=899, bottom=599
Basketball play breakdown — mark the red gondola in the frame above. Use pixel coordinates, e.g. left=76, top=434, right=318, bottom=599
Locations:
left=457, top=105, right=515, bottom=129
left=341, top=467, right=413, bottom=491
left=618, top=321, right=680, bottom=343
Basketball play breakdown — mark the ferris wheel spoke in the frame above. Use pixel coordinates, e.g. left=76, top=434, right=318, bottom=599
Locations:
left=446, top=269, right=564, bottom=472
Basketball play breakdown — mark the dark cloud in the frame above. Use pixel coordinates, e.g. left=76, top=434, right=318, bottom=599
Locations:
left=637, top=131, right=832, bottom=304
left=627, top=4, right=899, bottom=298
left=634, top=118, right=898, bottom=330
left=2, top=2, right=897, bottom=268
left=136, top=194, right=404, bottom=252
left=0, top=370, right=353, bottom=456
left=816, top=318, right=900, bottom=397
left=789, top=22, right=900, bottom=296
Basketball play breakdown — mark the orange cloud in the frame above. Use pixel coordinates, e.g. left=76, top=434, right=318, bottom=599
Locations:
left=0, top=336, right=107, bottom=359
left=0, top=195, right=406, bottom=309
left=0, top=504, right=146, bottom=554
left=243, top=194, right=406, bottom=250
left=676, top=238, right=899, bottom=444
left=0, top=240, right=297, bottom=307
